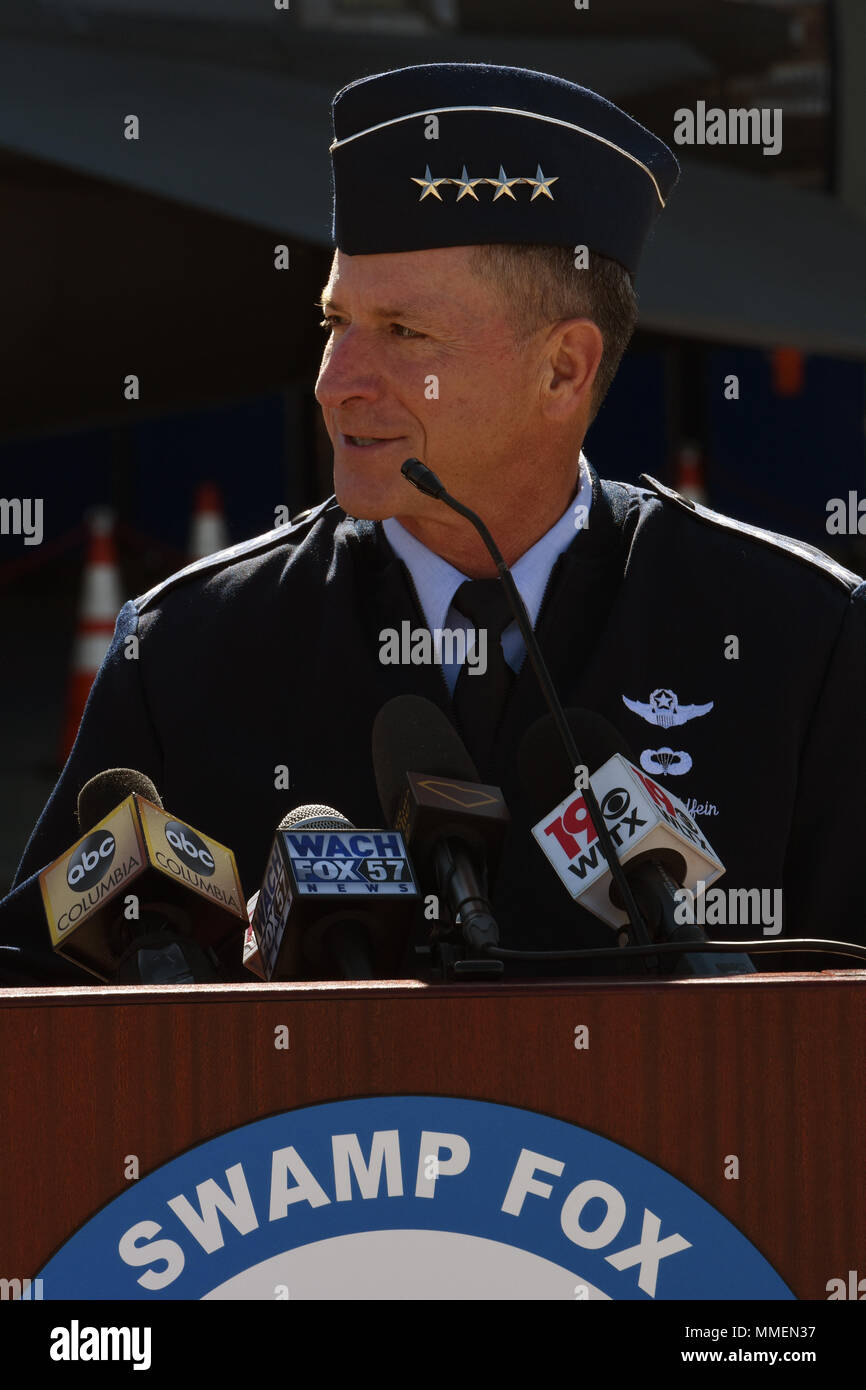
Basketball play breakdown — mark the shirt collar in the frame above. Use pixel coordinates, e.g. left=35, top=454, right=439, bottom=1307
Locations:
left=382, top=452, right=593, bottom=635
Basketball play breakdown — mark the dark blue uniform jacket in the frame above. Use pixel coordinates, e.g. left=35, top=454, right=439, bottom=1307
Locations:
left=4, top=462, right=866, bottom=978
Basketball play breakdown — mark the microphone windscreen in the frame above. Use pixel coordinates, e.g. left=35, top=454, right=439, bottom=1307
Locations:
left=517, top=708, right=632, bottom=818
left=77, top=768, right=163, bottom=832
left=372, top=695, right=479, bottom=823
left=280, top=805, right=352, bottom=832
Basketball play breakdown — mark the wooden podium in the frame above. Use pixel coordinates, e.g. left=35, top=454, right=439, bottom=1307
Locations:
left=1, top=972, right=864, bottom=1300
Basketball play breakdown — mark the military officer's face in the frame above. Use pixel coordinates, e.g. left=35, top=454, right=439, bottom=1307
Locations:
left=314, top=245, right=589, bottom=526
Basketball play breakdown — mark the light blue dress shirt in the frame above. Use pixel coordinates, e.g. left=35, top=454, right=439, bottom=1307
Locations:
left=382, top=453, right=593, bottom=694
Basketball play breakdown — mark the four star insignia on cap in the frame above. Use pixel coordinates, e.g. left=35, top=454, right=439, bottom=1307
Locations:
left=487, top=165, right=523, bottom=200
left=410, top=164, right=450, bottom=200
left=524, top=164, right=559, bottom=200
left=452, top=164, right=486, bottom=200
left=411, top=163, right=558, bottom=202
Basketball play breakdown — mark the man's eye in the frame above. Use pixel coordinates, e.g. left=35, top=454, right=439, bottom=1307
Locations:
left=317, top=315, right=424, bottom=340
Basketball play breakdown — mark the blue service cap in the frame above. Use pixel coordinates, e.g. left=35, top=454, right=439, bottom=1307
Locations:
left=330, top=62, right=680, bottom=275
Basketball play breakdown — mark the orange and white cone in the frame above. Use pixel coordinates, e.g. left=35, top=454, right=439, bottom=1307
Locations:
left=60, top=508, right=123, bottom=764
left=771, top=347, right=805, bottom=397
left=675, top=443, right=707, bottom=505
left=188, top=481, right=228, bottom=559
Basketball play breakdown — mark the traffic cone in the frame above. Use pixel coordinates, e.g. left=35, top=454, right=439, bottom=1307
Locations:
left=188, top=482, right=228, bottom=559
left=60, top=508, right=123, bottom=765
left=675, top=443, right=707, bottom=505
left=771, top=347, right=805, bottom=397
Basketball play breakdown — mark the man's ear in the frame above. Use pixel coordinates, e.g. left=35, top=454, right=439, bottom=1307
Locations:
left=543, top=318, right=604, bottom=425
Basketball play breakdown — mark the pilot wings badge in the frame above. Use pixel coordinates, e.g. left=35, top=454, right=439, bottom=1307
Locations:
left=622, top=688, right=713, bottom=729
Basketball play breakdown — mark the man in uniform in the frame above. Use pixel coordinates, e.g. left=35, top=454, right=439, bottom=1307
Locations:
left=3, top=62, right=865, bottom=978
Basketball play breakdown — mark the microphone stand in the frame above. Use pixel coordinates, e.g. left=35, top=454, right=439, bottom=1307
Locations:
left=401, top=457, right=655, bottom=966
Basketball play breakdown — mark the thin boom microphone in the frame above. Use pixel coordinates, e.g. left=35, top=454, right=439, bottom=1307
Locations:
left=400, top=456, right=653, bottom=955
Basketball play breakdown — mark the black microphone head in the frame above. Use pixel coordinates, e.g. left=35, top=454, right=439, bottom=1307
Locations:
left=400, top=458, right=445, bottom=499
left=280, top=804, right=353, bottom=832
left=517, top=708, right=632, bottom=819
left=372, top=695, right=479, bottom=823
left=77, top=768, right=163, bottom=832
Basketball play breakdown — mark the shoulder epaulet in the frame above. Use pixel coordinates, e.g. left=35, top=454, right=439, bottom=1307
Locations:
left=640, top=474, right=863, bottom=591
left=136, top=496, right=341, bottom=613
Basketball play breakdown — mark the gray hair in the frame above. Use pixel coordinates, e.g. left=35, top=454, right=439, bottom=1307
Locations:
left=467, top=242, right=639, bottom=422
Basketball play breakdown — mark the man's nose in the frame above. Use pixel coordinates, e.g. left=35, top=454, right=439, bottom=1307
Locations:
left=314, top=328, right=382, bottom=408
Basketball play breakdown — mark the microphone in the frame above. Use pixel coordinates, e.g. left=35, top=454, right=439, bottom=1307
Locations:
left=245, top=804, right=420, bottom=981
left=242, top=890, right=266, bottom=980
left=76, top=768, right=163, bottom=831
left=371, top=694, right=509, bottom=970
left=401, top=456, right=651, bottom=950
left=75, top=770, right=211, bottom=983
left=39, top=769, right=246, bottom=982
left=518, top=710, right=756, bottom=976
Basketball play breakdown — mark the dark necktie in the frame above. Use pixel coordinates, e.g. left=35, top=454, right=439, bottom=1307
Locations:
left=451, top=578, right=515, bottom=778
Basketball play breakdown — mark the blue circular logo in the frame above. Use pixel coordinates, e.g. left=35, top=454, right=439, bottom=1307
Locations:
left=39, top=1097, right=793, bottom=1300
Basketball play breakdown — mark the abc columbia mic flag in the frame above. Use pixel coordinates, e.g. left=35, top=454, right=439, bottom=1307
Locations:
left=531, top=754, right=724, bottom=929
left=39, top=793, right=244, bottom=978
